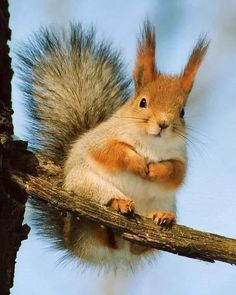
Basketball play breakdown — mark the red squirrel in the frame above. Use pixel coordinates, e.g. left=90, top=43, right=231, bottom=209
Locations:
left=17, top=21, right=208, bottom=268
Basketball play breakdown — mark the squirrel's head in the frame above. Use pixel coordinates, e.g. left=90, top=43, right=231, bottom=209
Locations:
left=125, top=21, right=209, bottom=139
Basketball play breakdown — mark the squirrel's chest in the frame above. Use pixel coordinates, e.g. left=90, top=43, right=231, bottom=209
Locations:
left=108, top=137, right=185, bottom=214
left=134, top=137, right=185, bottom=163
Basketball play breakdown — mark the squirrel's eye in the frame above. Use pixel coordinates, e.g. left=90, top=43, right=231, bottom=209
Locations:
left=180, top=108, right=185, bottom=118
left=139, top=98, right=147, bottom=108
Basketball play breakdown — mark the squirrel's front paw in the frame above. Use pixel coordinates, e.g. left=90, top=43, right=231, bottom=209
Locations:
left=147, top=161, right=173, bottom=182
left=127, top=153, right=148, bottom=178
left=149, top=211, right=176, bottom=226
left=108, top=198, right=134, bottom=215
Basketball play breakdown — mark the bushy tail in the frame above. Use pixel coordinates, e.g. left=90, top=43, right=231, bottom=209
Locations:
left=16, top=23, right=131, bottom=161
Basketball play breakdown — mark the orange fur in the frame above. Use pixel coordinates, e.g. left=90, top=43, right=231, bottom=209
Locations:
left=133, top=20, right=156, bottom=93
left=93, top=225, right=118, bottom=249
left=149, top=211, right=176, bottom=225
left=181, top=37, right=209, bottom=93
left=108, top=198, right=134, bottom=214
left=91, top=140, right=148, bottom=177
left=132, top=31, right=208, bottom=119
left=147, top=159, right=186, bottom=189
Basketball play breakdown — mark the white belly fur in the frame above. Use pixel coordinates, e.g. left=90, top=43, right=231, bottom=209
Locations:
left=107, top=171, right=176, bottom=215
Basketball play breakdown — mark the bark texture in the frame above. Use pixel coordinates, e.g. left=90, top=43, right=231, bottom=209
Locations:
left=0, top=1, right=30, bottom=294
left=0, top=0, right=13, bottom=139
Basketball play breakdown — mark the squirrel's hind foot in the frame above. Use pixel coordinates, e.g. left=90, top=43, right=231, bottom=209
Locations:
left=149, top=211, right=176, bottom=227
left=108, top=198, right=134, bottom=215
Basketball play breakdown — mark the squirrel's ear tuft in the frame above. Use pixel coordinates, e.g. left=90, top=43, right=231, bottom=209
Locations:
left=181, top=36, right=209, bottom=93
left=133, top=20, right=157, bottom=93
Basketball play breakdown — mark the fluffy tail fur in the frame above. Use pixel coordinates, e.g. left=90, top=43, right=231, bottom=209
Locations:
left=16, top=23, right=131, bottom=161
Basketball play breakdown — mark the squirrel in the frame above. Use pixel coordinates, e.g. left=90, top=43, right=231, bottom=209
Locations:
left=16, top=21, right=208, bottom=269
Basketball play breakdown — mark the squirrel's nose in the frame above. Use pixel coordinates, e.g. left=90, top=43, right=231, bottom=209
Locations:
left=158, top=121, right=169, bottom=130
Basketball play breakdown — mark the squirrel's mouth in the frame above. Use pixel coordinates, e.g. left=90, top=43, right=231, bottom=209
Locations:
left=148, top=129, right=171, bottom=139
left=149, top=133, right=163, bottom=139
left=148, top=125, right=174, bottom=138
left=148, top=130, right=163, bottom=137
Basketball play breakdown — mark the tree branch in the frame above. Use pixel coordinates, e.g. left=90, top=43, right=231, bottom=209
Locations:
left=11, top=153, right=236, bottom=265
left=0, top=0, right=13, bottom=139
left=0, top=1, right=29, bottom=294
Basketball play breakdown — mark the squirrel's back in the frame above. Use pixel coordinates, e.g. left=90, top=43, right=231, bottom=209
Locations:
left=16, top=23, right=131, bottom=160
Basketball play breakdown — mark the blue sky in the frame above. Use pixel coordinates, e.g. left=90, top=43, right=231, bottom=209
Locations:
left=10, top=1, right=236, bottom=294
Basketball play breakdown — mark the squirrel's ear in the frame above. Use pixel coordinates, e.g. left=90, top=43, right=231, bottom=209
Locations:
left=181, top=37, right=209, bottom=93
left=133, top=20, right=157, bottom=93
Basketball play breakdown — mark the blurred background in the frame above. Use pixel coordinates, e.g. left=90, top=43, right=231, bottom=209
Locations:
left=9, top=0, right=236, bottom=294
